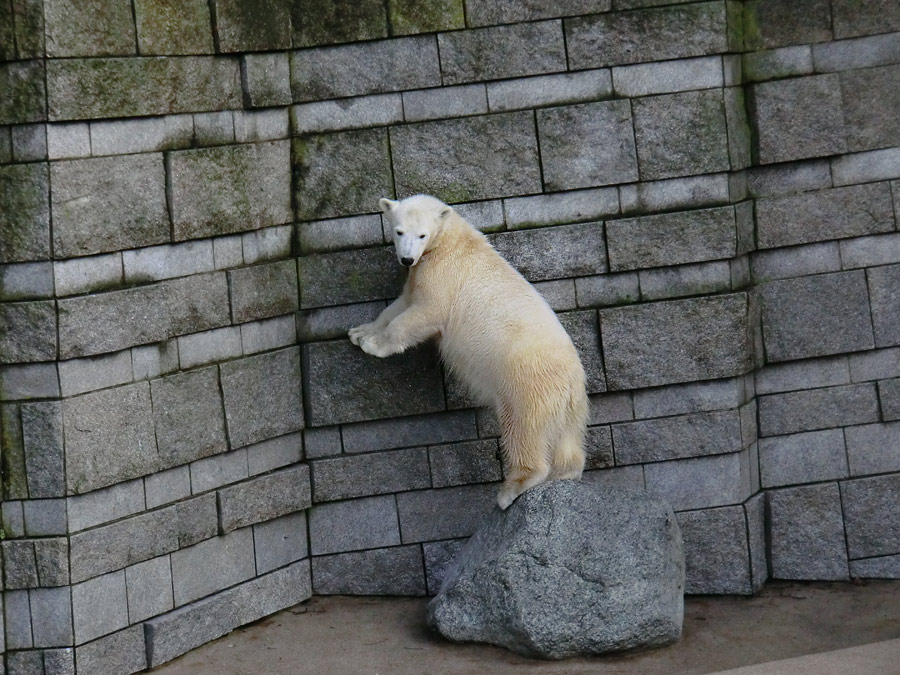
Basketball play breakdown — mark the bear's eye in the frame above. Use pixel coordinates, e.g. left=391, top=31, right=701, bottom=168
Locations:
left=396, top=230, right=404, bottom=236
left=419, top=234, right=426, bottom=239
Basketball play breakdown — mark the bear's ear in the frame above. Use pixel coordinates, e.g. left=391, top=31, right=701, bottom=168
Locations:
left=379, top=198, right=399, bottom=213
left=439, top=206, right=451, bottom=219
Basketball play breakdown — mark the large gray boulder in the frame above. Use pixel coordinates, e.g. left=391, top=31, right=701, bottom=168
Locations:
left=426, top=480, right=685, bottom=659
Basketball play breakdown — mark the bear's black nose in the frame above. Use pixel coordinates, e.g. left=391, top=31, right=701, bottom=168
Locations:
left=400, top=257, right=414, bottom=266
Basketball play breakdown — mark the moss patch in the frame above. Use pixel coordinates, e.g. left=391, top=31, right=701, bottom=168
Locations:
left=389, top=0, right=465, bottom=36
left=292, top=0, right=388, bottom=47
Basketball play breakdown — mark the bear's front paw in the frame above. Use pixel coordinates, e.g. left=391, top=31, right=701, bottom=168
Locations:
left=348, top=323, right=372, bottom=346
left=359, top=334, right=394, bottom=358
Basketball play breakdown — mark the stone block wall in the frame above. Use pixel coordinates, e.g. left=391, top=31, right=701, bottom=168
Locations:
left=0, top=0, right=899, bottom=671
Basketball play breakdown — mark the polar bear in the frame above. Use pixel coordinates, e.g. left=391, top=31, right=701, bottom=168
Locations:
left=349, top=194, right=588, bottom=510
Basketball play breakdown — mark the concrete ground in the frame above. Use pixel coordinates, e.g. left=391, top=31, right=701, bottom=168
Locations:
left=154, top=580, right=900, bottom=675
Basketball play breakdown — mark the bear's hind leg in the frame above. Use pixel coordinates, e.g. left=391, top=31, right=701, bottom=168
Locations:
left=496, top=408, right=551, bottom=510
left=549, top=427, right=585, bottom=481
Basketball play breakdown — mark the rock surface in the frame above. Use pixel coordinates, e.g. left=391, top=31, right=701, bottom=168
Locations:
left=427, top=480, right=684, bottom=659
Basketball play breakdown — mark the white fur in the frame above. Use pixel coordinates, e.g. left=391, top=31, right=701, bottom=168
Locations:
left=349, top=194, right=588, bottom=510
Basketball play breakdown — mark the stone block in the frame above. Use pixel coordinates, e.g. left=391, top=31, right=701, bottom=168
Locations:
left=220, top=348, right=303, bottom=448
left=841, top=233, right=900, bottom=270
left=0, top=163, right=50, bottom=263
left=194, top=111, right=234, bottom=147
left=396, top=483, right=497, bottom=543
left=761, top=271, right=875, bottom=362
left=759, top=429, right=848, bottom=488
left=246, top=433, right=302, bottom=475
left=299, top=249, right=402, bottom=311
left=72, top=570, right=128, bottom=644
left=291, top=94, right=403, bottom=135
left=845, top=422, right=900, bottom=476
left=601, top=294, right=750, bottom=390
left=58, top=351, right=133, bottom=398
left=402, top=85, right=486, bottom=123
left=47, top=56, right=241, bottom=121
left=588, top=392, right=634, bottom=425
left=312, top=448, right=430, bottom=502
left=632, top=89, right=730, bottom=181
left=11, top=123, right=47, bottom=162
left=832, top=147, right=900, bottom=187
left=241, top=52, right=291, bottom=107
left=15, top=1, right=47, bottom=59
left=391, top=112, right=541, bottom=202
left=253, top=511, right=308, bottom=574
left=6, top=590, right=33, bottom=649
left=134, top=0, right=214, bottom=54
left=7, top=651, right=43, bottom=673
left=44, top=648, right=76, bottom=675
left=0, top=301, right=56, bottom=364
left=211, top=0, right=290, bottom=51
left=584, top=425, right=614, bottom=469
left=171, top=528, right=256, bottom=605
left=132, top=340, right=181, bottom=381
left=67, top=479, right=145, bottom=532
left=74, top=625, right=147, bottom=675
left=2, top=500, right=25, bottom=538
left=3, top=540, right=38, bottom=588
left=537, top=100, right=638, bottom=190
left=240, top=316, right=296, bottom=355
left=613, top=410, right=742, bottom=465
left=831, top=0, right=900, bottom=38
left=868, top=264, right=900, bottom=347
left=232, top=109, right=289, bottom=143
left=575, top=273, right=640, bottom=308
left=503, top=187, right=619, bottom=230
left=44, top=0, right=135, bottom=56
left=228, top=260, right=298, bottom=323
left=30, top=586, right=73, bottom=647
left=840, top=65, right=900, bottom=153
left=850, top=348, right=900, bottom=383
left=486, top=69, right=613, bottom=112
left=242, top=226, right=292, bottom=264
left=612, top=55, right=723, bottom=97
left=424, top=539, right=465, bottom=594
left=192, top=449, right=243, bottom=496
left=122, top=240, right=215, bottom=284
left=145, top=561, right=311, bottom=667
left=218, top=465, right=311, bottom=533
left=755, top=355, right=849, bottom=396
left=293, top=128, right=393, bottom=220
left=0, top=60, right=46, bottom=125
left=312, top=546, right=426, bottom=595
left=842, top=474, right=900, bottom=559
left=303, top=426, right=341, bottom=458
left=151, top=367, right=227, bottom=468
left=742, top=0, right=831, bottom=49
left=535, top=279, right=577, bottom=311
left=758, top=384, right=879, bottom=437
left=292, top=0, right=386, bottom=46
left=640, top=261, right=732, bottom=301
left=678, top=506, right=752, bottom=594
left=62, top=383, right=158, bottom=494
left=428, top=440, right=502, bottom=488
left=2, top=403, right=29, bottom=500
left=756, top=183, right=894, bottom=250
left=34, top=537, right=70, bottom=586
left=768, top=483, right=849, bottom=580
left=308, top=495, right=400, bottom=555
left=466, top=0, right=609, bottom=25
left=389, top=0, right=464, bottom=34
left=53, top=253, right=123, bottom=298
left=751, top=242, right=842, bottom=281
left=566, top=1, right=727, bottom=68
left=177, top=326, right=241, bottom=370
left=299, top=215, right=384, bottom=254
left=741, top=46, right=814, bottom=83
left=489, top=222, right=607, bottom=282
left=747, top=159, right=832, bottom=199
left=297, top=301, right=386, bottom=342
left=812, top=32, right=900, bottom=72
left=438, top=21, right=565, bottom=85
left=342, top=410, right=477, bottom=454
left=290, top=36, right=440, bottom=102
left=748, top=75, right=846, bottom=164
left=89, top=115, right=192, bottom=156
left=644, top=452, right=749, bottom=511
left=608, top=206, right=735, bottom=272
left=850, top=555, right=900, bottom=579
left=169, top=140, right=291, bottom=241
left=125, top=556, right=174, bottom=623
left=22, top=500, right=67, bottom=537
left=175, top=494, right=219, bottom=547
left=557, top=310, right=605, bottom=393
left=50, top=154, right=168, bottom=257
left=303, top=341, right=445, bottom=426
left=881, top=380, right=900, bottom=421
left=21, top=401, right=64, bottom=498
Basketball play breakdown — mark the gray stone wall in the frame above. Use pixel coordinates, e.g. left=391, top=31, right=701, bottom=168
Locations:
left=0, top=0, right=899, bottom=672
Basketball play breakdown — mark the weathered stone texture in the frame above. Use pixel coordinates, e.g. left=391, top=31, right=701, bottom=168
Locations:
left=613, top=410, right=742, bottom=465
left=171, top=529, right=256, bottom=606
left=213, top=0, right=291, bottom=52
left=220, top=348, right=303, bottom=448
left=169, top=141, right=291, bottom=240
left=134, top=0, right=214, bottom=54
left=607, top=206, right=736, bottom=271
left=749, top=75, right=846, bottom=164
left=759, top=429, right=849, bottom=488
left=758, top=384, right=879, bottom=437
left=489, top=222, right=607, bottom=282
left=566, top=1, right=727, bottom=68
left=293, top=128, right=393, bottom=220
left=391, top=112, right=541, bottom=202
left=602, top=294, right=751, bottom=390
left=429, top=440, right=502, bottom=488
left=44, top=0, right=136, bottom=57
left=308, top=495, right=401, bottom=555
left=395, top=483, right=497, bottom=543
left=47, top=57, right=242, bottom=121
left=298, top=247, right=404, bottom=309
left=389, top=0, right=464, bottom=34
left=743, top=0, right=832, bottom=50
left=228, top=260, right=299, bottom=323
left=467, top=0, right=609, bottom=26
left=218, top=465, right=311, bottom=533
left=341, top=410, right=477, bottom=454
left=632, top=89, right=730, bottom=180
left=756, top=183, right=895, bottom=249
left=840, top=65, right=900, bottom=153
left=0, top=60, right=46, bottom=125
left=0, top=163, right=50, bottom=263
left=537, top=100, right=638, bottom=190
left=678, top=506, right=752, bottom=594
left=557, top=310, right=606, bottom=393
left=292, top=0, right=387, bottom=46
left=290, top=36, right=440, bottom=102
left=312, top=448, right=431, bottom=502
left=312, top=546, right=426, bottom=595
left=868, top=263, right=900, bottom=348
left=438, top=21, right=565, bottom=84
left=0, top=300, right=56, bottom=364
left=831, top=0, right=900, bottom=39
left=760, top=271, right=875, bottom=362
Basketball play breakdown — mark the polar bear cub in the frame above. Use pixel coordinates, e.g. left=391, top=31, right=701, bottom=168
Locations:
left=349, top=194, right=588, bottom=510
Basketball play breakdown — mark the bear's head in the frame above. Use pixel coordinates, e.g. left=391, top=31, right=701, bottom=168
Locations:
left=379, top=194, right=452, bottom=267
